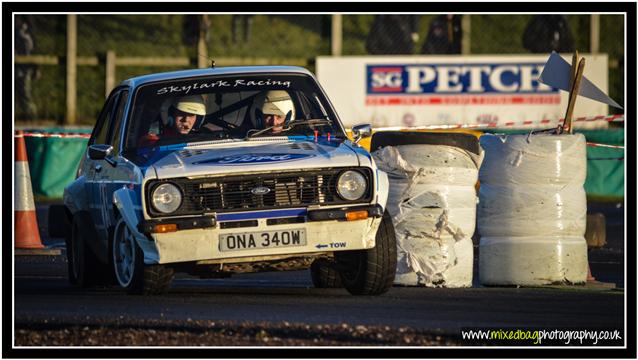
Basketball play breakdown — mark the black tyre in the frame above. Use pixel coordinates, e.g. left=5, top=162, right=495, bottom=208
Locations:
left=112, top=218, right=174, bottom=295
left=66, top=212, right=111, bottom=287
left=370, top=131, right=480, bottom=154
left=310, top=258, right=343, bottom=288
left=48, top=204, right=71, bottom=238
left=335, top=211, right=397, bottom=295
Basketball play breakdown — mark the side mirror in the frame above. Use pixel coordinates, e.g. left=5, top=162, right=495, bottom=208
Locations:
left=88, top=144, right=113, bottom=160
left=352, top=123, right=372, bottom=144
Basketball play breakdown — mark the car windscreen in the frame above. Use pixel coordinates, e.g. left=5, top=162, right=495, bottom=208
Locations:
left=123, top=73, right=345, bottom=153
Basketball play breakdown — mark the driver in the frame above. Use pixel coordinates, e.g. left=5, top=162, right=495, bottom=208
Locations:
left=163, top=95, right=207, bottom=136
left=139, top=95, right=207, bottom=147
left=258, top=90, right=295, bottom=134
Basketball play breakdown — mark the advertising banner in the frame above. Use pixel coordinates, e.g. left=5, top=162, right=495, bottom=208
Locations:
left=316, top=54, right=609, bottom=128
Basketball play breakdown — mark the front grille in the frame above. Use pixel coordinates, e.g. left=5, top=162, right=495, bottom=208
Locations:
left=146, top=168, right=372, bottom=217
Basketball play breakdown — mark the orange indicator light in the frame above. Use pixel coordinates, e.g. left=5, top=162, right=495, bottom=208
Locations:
left=153, top=224, right=178, bottom=233
left=345, top=210, right=368, bottom=221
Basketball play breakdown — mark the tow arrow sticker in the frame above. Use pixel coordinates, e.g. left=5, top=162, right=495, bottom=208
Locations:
left=316, top=242, right=347, bottom=249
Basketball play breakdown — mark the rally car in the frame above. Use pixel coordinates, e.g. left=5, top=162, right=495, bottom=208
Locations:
left=59, top=65, right=396, bottom=295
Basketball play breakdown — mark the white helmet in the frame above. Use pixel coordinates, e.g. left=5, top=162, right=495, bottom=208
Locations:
left=173, top=95, right=206, bottom=116
left=260, top=90, right=295, bottom=119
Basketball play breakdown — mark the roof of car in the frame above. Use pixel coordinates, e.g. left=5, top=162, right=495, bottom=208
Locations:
left=120, top=66, right=315, bottom=88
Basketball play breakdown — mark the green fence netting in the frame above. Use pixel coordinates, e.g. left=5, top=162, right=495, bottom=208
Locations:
left=580, top=129, right=624, bottom=200
left=24, top=135, right=88, bottom=199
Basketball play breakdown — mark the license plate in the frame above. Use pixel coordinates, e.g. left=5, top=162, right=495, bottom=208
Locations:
left=219, top=229, right=306, bottom=252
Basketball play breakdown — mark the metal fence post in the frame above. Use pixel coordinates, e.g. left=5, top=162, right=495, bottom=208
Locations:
left=331, top=14, right=342, bottom=56
left=105, top=50, right=116, bottom=98
left=66, top=14, right=77, bottom=125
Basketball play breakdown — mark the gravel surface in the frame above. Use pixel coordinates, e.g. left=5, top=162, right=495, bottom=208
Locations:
left=15, top=320, right=466, bottom=346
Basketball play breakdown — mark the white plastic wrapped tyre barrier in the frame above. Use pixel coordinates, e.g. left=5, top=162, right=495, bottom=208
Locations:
left=478, top=134, right=588, bottom=285
left=373, top=144, right=483, bottom=287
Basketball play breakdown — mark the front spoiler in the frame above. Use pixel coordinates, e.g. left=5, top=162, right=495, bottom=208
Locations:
left=148, top=213, right=383, bottom=265
left=138, top=204, right=383, bottom=234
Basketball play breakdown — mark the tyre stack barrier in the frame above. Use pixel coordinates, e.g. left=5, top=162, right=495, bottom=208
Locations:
left=371, top=132, right=483, bottom=287
left=477, top=133, right=588, bottom=285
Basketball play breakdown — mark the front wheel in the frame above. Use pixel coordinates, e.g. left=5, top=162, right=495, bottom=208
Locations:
left=335, top=210, right=397, bottom=295
left=112, top=218, right=174, bottom=295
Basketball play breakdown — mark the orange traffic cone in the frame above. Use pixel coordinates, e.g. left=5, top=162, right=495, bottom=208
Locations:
left=15, top=131, right=44, bottom=249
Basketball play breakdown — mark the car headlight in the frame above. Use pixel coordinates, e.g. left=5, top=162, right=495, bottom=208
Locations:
left=151, top=183, right=183, bottom=214
left=336, top=170, right=367, bottom=201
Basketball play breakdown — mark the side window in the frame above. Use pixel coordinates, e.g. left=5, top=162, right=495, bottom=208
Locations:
left=90, top=92, right=118, bottom=146
left=107, top=90, right=129, bottom=155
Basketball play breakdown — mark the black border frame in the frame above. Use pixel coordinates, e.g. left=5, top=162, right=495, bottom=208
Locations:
left=4, top=2, right=636, bottom=358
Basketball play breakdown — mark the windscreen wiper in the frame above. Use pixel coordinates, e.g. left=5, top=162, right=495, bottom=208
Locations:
left=245, top=118, right=333, bottom=139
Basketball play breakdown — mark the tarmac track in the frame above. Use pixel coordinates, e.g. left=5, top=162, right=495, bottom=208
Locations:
left=10, top=204, right=626, bottom=347
left=14, top=253, right=624, bottom=346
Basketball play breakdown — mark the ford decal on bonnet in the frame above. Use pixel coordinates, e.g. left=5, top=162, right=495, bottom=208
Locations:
left=193, top=153, right=315, bottom=165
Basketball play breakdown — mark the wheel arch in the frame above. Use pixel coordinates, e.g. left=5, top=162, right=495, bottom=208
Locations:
left=112, top=187, right=159, bottom=264
left=63, top=176, right=89, bottom=215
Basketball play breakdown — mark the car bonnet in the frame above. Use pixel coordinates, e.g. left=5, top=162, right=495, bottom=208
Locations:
left=150, top=139, right=361, bottom=179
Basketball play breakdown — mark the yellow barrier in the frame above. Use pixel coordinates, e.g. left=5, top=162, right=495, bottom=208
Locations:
left=345, top=128, right=483, bottom=152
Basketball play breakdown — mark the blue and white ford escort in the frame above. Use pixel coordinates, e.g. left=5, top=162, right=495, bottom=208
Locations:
left=61, top=66, right=396, bottom=295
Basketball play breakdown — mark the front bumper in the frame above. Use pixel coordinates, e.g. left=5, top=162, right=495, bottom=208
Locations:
left=141, top=205, right=384, bottom=264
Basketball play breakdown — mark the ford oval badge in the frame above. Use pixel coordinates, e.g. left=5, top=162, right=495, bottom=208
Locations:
left=251, top=186, right=271, bottom=195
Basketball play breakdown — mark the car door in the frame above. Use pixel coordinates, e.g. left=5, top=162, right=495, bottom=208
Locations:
left=100, top=88, right=131, bottom=242
left=85, top=89, right=125, bottom=258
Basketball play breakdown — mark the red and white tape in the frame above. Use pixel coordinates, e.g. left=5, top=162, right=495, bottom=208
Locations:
left=503, top=114, right=624, bottom=127
left=586, top=142, right=624, bottom=149
left=374, top=114, right=624, bottom=132
left=15, top=131, right=91, bottom=139
left=15, top=114, right=624, bottom=146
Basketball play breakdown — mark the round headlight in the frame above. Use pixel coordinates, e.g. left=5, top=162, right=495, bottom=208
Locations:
left=151, top=183, right=183, bottom=214
left=336, top=170, right=367, bottom=201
